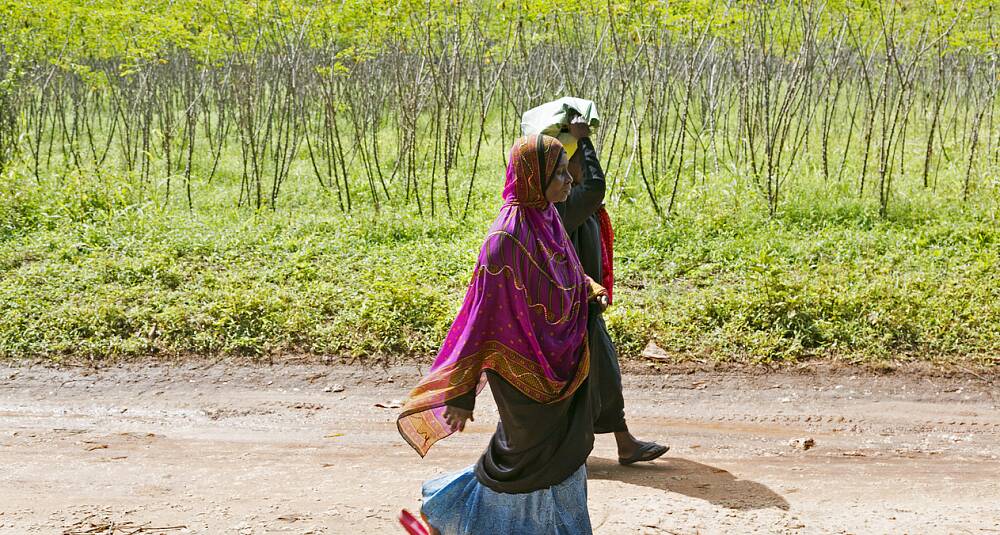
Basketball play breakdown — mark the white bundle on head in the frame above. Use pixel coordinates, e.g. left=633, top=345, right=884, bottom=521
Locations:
left=520, top=97, right=600, bottom=159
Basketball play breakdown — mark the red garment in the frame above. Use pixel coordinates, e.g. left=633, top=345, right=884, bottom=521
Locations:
left=596, top=206, right=614, bottom=305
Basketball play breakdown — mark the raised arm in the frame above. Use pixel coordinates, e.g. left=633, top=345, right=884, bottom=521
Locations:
left=556, top=136, right=606, bottom=233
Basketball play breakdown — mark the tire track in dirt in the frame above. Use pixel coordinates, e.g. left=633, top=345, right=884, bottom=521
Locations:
left=1, top=362, right=998, bottom=534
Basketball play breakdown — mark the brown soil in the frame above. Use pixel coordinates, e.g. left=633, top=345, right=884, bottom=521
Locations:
left=1, top=361, right=998, bottom=534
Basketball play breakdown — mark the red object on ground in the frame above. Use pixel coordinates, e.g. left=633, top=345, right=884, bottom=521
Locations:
left=399, top=509, right=430, bottom=535
left=596, top=206, right=615, bottom=305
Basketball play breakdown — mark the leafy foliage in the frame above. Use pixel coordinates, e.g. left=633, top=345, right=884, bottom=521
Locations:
left=0, top=0, right=997, bottom=365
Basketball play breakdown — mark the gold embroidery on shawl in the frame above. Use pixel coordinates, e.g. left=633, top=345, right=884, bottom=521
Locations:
left=397, top=337, right=590, bottom=457
left=483, top=230, right=578, bottom=286
left=475, top=265, right=582, bottom=325
left=511, top=135, right=560, bottom=208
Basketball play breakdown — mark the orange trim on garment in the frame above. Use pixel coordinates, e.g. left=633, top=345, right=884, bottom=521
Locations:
left=397, top=338, right=590, bottom=457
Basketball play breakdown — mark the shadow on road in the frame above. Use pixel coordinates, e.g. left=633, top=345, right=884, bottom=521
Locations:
left=587, top=457, right=790, bottom=511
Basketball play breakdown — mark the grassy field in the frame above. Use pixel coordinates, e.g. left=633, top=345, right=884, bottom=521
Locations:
left=1, top=1, right=998, bottom=367
left=2, top=129, right=998, bottom=367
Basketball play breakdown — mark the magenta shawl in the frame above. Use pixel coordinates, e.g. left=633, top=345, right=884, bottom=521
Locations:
left=398, top=135, right=591, bottom=457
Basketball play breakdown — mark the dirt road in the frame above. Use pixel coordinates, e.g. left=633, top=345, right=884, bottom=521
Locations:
left=1, top=361, right=998, bottom=534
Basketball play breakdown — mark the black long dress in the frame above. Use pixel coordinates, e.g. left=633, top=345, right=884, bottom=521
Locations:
left=447, top=371, right=594, bottom=494
left=555, top=137, right=628, bottom=434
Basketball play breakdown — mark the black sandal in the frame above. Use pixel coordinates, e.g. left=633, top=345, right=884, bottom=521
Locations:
left=618, top=441, right=669, bottom=465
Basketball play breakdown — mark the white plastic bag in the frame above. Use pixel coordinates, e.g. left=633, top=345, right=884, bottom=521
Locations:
left=520, top=97, right=600, bottom=157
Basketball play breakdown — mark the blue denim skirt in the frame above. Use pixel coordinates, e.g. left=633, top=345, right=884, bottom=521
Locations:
left=420, top=464, right=592, bottom=535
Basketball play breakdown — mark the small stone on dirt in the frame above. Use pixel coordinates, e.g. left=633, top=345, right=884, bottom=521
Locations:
left=790, top=437, right=816, bottom=450
left=641, top=341, right=670, bottom=361
left=325, top=384, right=345, bottom=393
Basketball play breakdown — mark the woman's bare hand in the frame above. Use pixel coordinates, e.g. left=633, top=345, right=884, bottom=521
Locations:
left=586, top=277, right=609, bottom=311
left=442, top=406, right=474, bottom=432
left=568, top=122, right=591, bottom=139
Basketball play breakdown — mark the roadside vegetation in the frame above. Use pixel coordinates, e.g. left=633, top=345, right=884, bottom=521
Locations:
left=1, top=1, right=997, bottom=365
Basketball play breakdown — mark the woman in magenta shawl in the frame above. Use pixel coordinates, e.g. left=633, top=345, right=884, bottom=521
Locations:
left=398, top=134, right=606, bottom=534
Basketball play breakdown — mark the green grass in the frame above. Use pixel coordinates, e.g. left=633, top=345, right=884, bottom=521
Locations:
left=1, top=123, right=998, bottom=367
